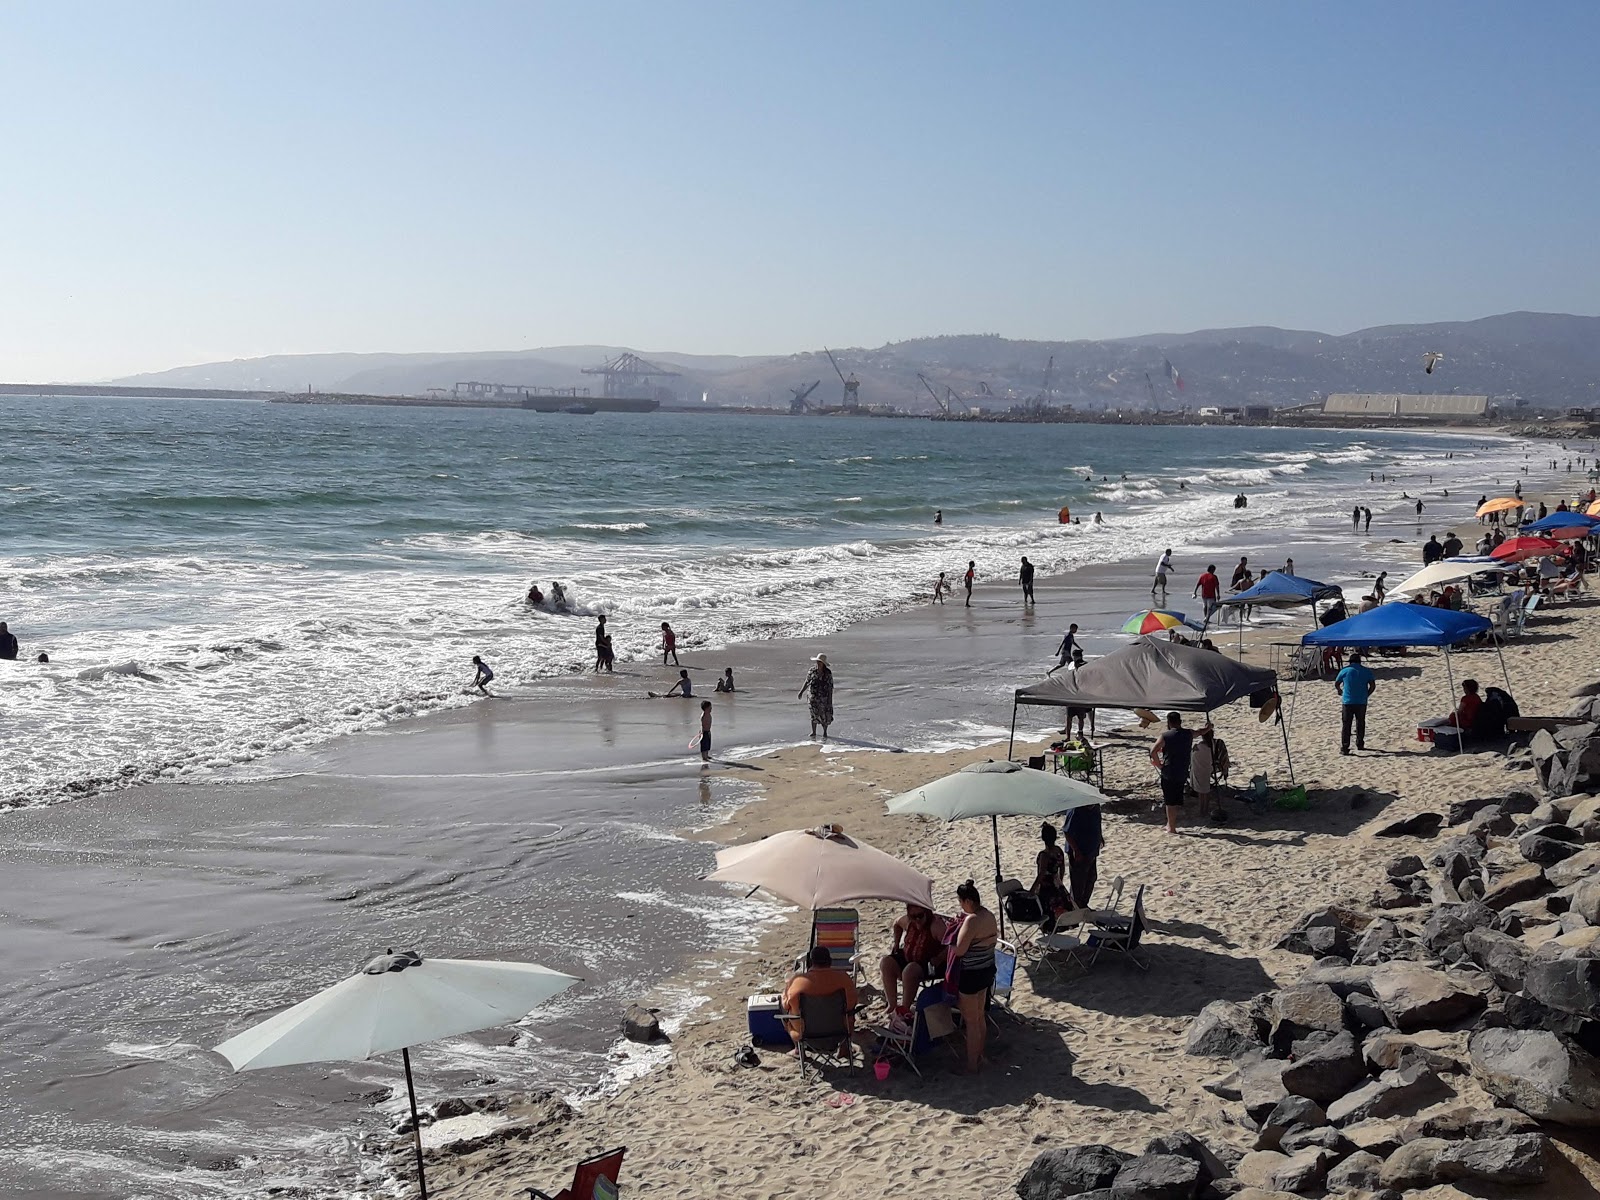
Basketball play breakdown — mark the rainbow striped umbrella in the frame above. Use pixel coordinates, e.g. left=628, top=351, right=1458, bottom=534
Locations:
left=1120, top=609, right=1202, bottom=635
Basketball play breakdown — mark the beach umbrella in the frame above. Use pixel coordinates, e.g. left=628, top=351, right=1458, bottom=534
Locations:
left=1588, top=500, right=1600, bottom=516
left=1388, top=559, right=1510, bottom=596
left=213, top=951, right=579, bottom=1200
left=705, top=825, right=934, bottom=910
left=1120, top=609, right=1202, bottom=636
left=1490, top=536, right=1567, bottom=563
left=885, top=759, right=1108, bottom=932
left=1475, top=497, right=1525, bottom=518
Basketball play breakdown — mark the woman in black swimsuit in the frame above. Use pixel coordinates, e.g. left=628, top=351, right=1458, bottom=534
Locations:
left=951, top=879, right=998, bottom=1074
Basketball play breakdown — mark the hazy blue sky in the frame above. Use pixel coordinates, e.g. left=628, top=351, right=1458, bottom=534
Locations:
left=1, top=2, right=1596, bottom=379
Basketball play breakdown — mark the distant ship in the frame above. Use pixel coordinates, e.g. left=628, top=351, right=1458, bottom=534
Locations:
left=560, top=403, right=597, bottom=415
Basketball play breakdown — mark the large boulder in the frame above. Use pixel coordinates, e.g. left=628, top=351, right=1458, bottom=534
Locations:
left=1367, top=962, right=1488, bottom=1030
left=1239, top=1058, right=1292, bottom=1125
left=1520, top=831, right=1583, bottom=865
left=1362, top=1028, right=1467, bottom=1075
left=622, top=1005, right=663, bottom=1043
left=1523, top=956, right=1600, bottom=1018
left=1325, top=1061, right=1449, bottom=1125
left=1232, top=1151, right=1287, bottom=1190
left=1295, top=961, right=1375, bottom=997
left=1484, top=863, right=1550, bottom=910
left=1276, top=1125, right=1350, bottom=1157
left=1448, top=795, right=1504, bottom=826
left=1469, top=1028, right=1600, bottom=1125
left=1324, top=1150, right=1383, bottom=1193
left=1379, top=1137, right=1451, bottom=1188
left=1142, top=1132, right=1228, bottom=1186
left=1434, top=1133, right=1550, bottom=1185
left=1186, top=1000, right=1265, bottom=1059
left=1401, top=1105, right=1536, bottom=1141
left=1462, top=927, right=1533, bottom=992
left=1267, top=1147, right=1331, bottom=1194
left=1352, top=918, right=1409, bottom=966
left=1280, top=1030, right=1367, bottom=1106
left=1340, top=1118, right=1404, bottom=1158
left=1016, top=1144, right=1131, bottom=1200
left=1254, top=1096, right=1325, bottom=1152
left=1375, top=812, right=1443, bottom=838
left=1109, top=1154, right=1200, bottom=1200
left=1269, top=984, right=1346, bottom=1052
left=1571, top=876, right=1600, bottom=925
left=1546, top=847, right=1600, bottom=888
left=1275, top=904, right=1369, bottom=959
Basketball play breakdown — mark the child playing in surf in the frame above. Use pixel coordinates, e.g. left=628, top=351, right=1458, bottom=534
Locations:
left=471, top=655, right=494, bottom=695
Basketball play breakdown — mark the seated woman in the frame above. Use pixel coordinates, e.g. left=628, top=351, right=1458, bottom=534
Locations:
left=1420, top=678, right=1483, bottom=742
left=879, top=904, right=947, bottom=1017
left=1030, top=822, right=1070, bottom=929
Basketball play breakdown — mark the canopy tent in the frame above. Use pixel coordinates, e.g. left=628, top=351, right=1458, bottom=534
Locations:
left=1211, top=571, right=1345, bottom=657
left=1300, top=604, right=1507, bottom=752
left=1520, top=512, right=1600, bottom=537
left=1388, top=559, right=1512, bottom=597
left=1009, top=638, right=1294, bottom=779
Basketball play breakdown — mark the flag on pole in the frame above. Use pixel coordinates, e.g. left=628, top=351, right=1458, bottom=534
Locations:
left=1164, top=358, right=1185, bottom=392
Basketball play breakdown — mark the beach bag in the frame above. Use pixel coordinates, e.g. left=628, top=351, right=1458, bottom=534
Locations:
left=1274, top=785, right=1310, bottom=811
left=1004, top=891, right=1046, bottom=924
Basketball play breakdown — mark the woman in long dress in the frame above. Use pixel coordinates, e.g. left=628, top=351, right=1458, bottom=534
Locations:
left=798, top=654, right=834, bottom=739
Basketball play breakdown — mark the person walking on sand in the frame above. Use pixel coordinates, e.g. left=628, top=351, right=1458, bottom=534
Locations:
left=1193, top=564, right=1221, bottom=622
left=1049, top=623, right=1081, bottom=673
left=798, top=654, right=834, bottom=739
left=470, top=655, right=494, bottom=696
left=1152, top=548, right=1173, bottom=597
left=698, top=700, right=713, bottom=763
left=1019, top=556, right=1035, bottom=605
left=660, top=621, right=679, bottom=666
left=932, top=571, right=950, bottom=604
left=963, top=561, right=976, bottom=607
left=1149, top=711, right=1192, bottom=835
left=1373, top=571, right=1388, bottom=602
left=1333, top=651, right=1377, bottom=755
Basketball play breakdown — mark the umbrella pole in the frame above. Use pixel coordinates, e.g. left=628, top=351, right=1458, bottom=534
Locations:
left=1006, top=700, right=1019, bottom=761
left=1279, top=707, right=1296, bottom=783
left=402, top=1046, right=429, bottom=1200
left=992, top=813, right=1006, bottom=937
left=1442, top=648, right=1465, bottom=755
left=1493, top=639, right=1512, bottom=691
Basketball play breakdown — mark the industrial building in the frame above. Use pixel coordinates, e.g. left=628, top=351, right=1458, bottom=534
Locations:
left=1322, top=394, right=1490, bottom=420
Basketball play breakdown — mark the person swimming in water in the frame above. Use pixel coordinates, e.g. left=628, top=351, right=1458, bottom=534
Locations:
left=526, top=583, right=545, bottom=606
left=550, top=582, right=568, bottom=610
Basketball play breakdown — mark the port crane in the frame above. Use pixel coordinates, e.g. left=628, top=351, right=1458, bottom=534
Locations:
left=916, top=373, right=967, bottom=417
left=823, top=347, right=861, bottom=410
left=789, top=380, right=821, bottom=414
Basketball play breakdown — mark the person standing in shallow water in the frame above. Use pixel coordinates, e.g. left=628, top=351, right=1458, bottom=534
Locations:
left=798, top=654, right=834, bottom=739
left=660, top=621, right=679, bottom=666
left=1019, top=556, right=1035, bottom=605
left=963, top=561, right=976, bottom=607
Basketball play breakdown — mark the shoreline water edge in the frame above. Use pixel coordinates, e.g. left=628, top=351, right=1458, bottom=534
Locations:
left=3, top=404, right=1599, bottom=1199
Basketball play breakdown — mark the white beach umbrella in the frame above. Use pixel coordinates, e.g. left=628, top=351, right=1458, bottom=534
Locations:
left=705, top=825, right=934, bottom=909
left=885, top=759, right=1108, bottom=928
left=1388, top=559, right=1509, bottom=597
left=213, top=950, right=579, bottom=1199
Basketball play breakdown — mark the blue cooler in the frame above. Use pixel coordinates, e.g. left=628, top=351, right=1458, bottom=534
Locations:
left=747, top=993, right=788, bottom=1045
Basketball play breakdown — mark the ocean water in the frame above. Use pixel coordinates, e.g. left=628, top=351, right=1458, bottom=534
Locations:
left=0, top=397, right=1530, bottom=811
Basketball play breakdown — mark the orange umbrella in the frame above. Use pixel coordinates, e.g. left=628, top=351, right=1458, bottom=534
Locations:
left=1588, top=499, right=1600, bottom=516
left=1475, top=497, right=1525, bottom=518
left=1490, top=536, right=1566, bottom=563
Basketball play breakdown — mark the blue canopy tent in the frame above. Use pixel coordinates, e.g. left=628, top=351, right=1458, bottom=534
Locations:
left=1212, top=571, right=1345, bottom=657
left=1520, top=512, right=1600, bottom=536
left=1299, top=604, right=1508, bottom=752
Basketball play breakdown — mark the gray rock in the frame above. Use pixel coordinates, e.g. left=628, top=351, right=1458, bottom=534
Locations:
left=1484, top=863, right=1550, bottom=910
left=1572, top=876, right=1600, bottom=925
left=1577, top=819, right=1600, bottom=843
left=1240, top=1058, right=1292, bottom=1124
left=1268, top=1147, right=1330, bottom=1193
left=1461, top=926, right=1533, bottom=992
left=1143, top=1132, right=1228, bottom=1186
left=1501, top=994, right=1600, bottom=1056
left=1421, top=900, right=1495, bottom=953
left=1375, top=812, right=1443, bottom=838
left=1016, top=1144, right=1132, bottom=1200
left=1467, top=805, right=1515, bottom=839
left=1386, top=854, right=1425, bottom=878
left=1400, top=1105, right=1537, bottom=1141
left=1378, top=1136, right=1450, bottom=1188
left=1296, top=961, right=1376, bottom=997
left=1201, top=1068, right=1244, bottom=1101
left=1469, top=1027, right=1600, bottom=1125
left=1345, top=993, right=1391, bottom=1030
left=1269, top=984, right=1346, bottom=1053
left=1521, top=833, right=1582, bottom=865
left=1340, top=1118, right=1404, bottom=1158
left=1281, top=1031, right=1367, bottom=1107
left=1524, top=956, right=1600, bottom=1017
left=1352, top=919, right=1407, bottom=966
left=1276, top=1125, right=1350, bottom=1157
left=1431, top=834, right=1488, bottom=867
left=1447, top=795, right=1503, bottom=826
left=1367, top=962, right=1488, bottom=1030
left=1186, top=1000, right=1266, bottom=1059
left=1324, top=1150, right=1383, bottom=1193
left=1549, top=848, right=1600, bottom=888
left=1110, top=1153, right=1201, bottom=1200
left=1232, top=1152, right=1287, bottom=1190
left=1276, top=905, right=1370, bottom=959
left=622, top=1004, right=663, bottom=1043
left=1301, top=926, right=1350, bottom=960
left=1362, top=1028, right=1466, bottom=1075
left=1371, top=878, right=1431, bottom=910
left=1325, top=1062, right=1449, bottom=1125
left=1255, top=1096, right=1326, bottom=1151
left=1434, top=1132, right=1549, bottom=1186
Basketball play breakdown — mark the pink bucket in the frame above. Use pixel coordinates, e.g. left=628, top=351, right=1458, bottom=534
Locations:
left=874, top=1060, right=891, bottom=1081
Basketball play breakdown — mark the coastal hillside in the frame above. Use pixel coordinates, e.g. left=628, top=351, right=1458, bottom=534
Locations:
left=111, top=311, right=1600, bottom=412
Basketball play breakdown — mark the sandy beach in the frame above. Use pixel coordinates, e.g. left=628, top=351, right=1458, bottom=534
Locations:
left=412, top=591, right=1600, bottom=1198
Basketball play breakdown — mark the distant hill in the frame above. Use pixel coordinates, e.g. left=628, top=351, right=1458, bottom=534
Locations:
left=111, top=311, right=1600, bottom=411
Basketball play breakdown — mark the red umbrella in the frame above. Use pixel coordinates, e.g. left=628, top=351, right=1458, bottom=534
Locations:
left=1490, top=536, right=1567, bottom=563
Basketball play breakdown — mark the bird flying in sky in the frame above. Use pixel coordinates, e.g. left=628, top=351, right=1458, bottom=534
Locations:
left=1423, top=352, right=1444, bottom=375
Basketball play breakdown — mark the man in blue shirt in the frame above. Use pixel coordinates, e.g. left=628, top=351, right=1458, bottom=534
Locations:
left=1062, top=803, right=1103, bottom=907
left=1333, top=652, right=1378, bottom=755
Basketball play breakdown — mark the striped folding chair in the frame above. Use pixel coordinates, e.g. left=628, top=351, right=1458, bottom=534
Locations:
left=810, top=907, right=862, bottom=980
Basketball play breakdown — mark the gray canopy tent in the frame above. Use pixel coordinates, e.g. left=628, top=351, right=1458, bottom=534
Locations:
left=1008, top=638, right=1295, bottom=780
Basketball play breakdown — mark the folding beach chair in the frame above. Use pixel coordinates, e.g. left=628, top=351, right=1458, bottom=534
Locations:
left=527, top=1146, right=626, bottom=1200
left=1095, top=875, right=1126, bottom=918
left=777, top=990, right=859, bottom=1076
left=1087, top=885, right=1149, bottom=971
left=1030, top=894, right=1098, bottom=980
left=988, top=940, right=1019, bottom=1025
left=808, top=907, right=862, bottom=980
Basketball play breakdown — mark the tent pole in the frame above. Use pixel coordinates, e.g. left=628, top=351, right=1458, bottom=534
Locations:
left=402, top=1046, right=429, bottom=1200
left=1442, top=648, right=1465, bottom=754
left=1007, top=700, right=1019, bottom=761
left=993, top=813, right=1005, bottom=937
left=1493, top=639, right=1512, bottom=691
left=1279, top=707, right=1296, bottom=783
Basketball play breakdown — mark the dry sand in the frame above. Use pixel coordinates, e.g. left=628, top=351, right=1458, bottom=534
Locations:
left=423, top=601, right=1600, bottom=1200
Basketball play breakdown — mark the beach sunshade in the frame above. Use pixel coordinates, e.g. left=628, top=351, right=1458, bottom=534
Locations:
left=1388, top=559, right=1511, bottom=596
left=214, top=951, right=579, bottom=1199
left=1490, top=536, right=1567, bottom=563
left=704, top=826, right=934, bottom=910
left=1476, top=497, right=1526, bottom=517
left=1215, top=571, right=1342, bottom=609
left=1301, top=604, right=1491, bottom=648
left=1120, top=609, right=1200, bottom=635
left=1589, top=500, right=1600, bottom=516
left=1015, top=638, right=1277, bottom=712
left=1521, top=512, right=1600, bottom=538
